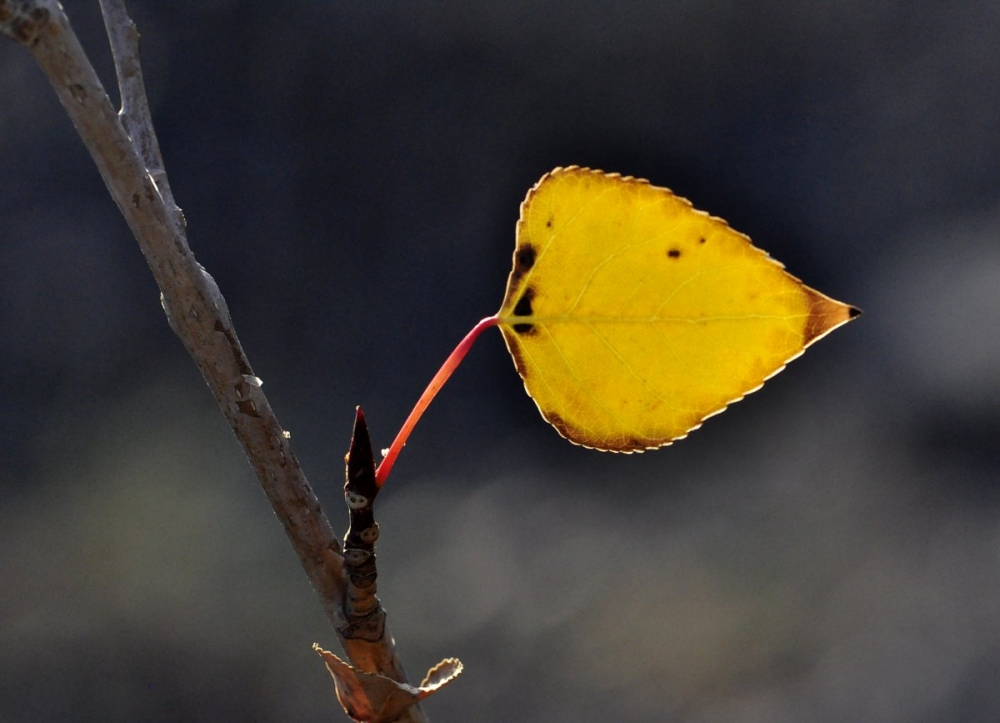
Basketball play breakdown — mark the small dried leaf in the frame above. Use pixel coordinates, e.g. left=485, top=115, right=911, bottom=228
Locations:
left=313, top=644, right=462, bottom=723
left=418, top=657, right=463, bottom=696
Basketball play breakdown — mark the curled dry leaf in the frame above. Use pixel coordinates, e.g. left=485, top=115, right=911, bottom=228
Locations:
left=313, top=644, right=463, bottom=723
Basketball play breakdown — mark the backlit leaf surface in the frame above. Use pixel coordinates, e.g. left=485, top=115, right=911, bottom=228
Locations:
left=496, top=166, right=858, bottom=451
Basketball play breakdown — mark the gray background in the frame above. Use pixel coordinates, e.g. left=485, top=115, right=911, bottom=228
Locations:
left=2, top=1, right=999, bottom=721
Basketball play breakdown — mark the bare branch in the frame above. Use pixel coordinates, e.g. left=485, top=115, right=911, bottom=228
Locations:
left=2, top=4, right=429, bottom=718
left=2, top=0, right=348, bottom=629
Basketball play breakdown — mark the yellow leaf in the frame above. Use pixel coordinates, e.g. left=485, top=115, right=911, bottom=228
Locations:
left=496, top=166, right=859, bottom=452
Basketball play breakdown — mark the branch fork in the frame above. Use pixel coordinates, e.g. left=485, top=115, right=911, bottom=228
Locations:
left=2, top=1, right=460, bottom=720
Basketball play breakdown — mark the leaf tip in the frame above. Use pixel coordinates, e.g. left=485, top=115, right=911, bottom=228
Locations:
left=802, top=287, right=861, bottom=346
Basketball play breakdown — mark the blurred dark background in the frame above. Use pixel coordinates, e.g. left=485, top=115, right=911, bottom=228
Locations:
left=2, top=1, right=999, bottom=721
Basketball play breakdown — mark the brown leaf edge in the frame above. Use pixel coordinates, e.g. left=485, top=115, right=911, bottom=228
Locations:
left=314, top=644, right=463, bottom=723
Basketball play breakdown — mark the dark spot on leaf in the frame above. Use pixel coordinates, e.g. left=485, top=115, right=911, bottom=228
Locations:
left=546, top=214, right=554, bottom=228
left=849, top=306, right=863, bottom=318
left=513, top=287, right=534, bottom=316
left=667, top=248, right=681, bottom=258
left=699, top=237, right=706, bottom=244
left=516, top=244, right=536, bottom=270
left=509, top=244, right=536, bottom=288
left=513, top=287, right=535, bottom=334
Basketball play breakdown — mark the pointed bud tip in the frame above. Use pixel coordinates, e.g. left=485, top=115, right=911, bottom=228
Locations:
left=351, top=406, right=369, bottom=439
left=347, top=406, right=377, bottom=491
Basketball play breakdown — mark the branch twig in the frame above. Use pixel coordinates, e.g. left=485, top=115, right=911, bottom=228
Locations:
left=337, top=416, right=427, bottom=716
left=97, top=0, right=180, bottom=231
left=2, top=0, right=347, bottom=637
left=1, top=2, right=428, bottom=719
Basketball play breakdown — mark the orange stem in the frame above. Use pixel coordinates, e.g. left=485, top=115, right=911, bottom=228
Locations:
left=375, top=315, right=499, bottom=487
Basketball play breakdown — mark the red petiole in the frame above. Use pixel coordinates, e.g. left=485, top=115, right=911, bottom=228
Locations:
left=374, top=315, right=500, bottom=487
